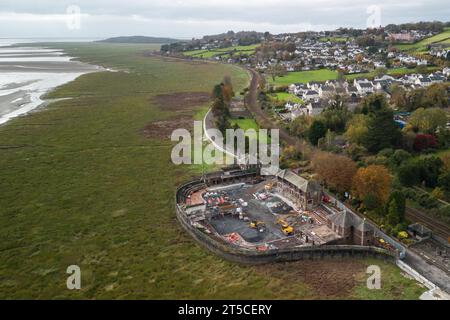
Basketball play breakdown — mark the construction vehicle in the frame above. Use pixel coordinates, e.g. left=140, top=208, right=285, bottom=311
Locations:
left=249, top=221, right=266, bottom=233
left=276, top=218, right=294, bottom=236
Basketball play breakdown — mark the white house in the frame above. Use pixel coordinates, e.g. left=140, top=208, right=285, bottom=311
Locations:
left=355, top=81, right=374, bottom=95
left=443, top=67, right=450, bottom=77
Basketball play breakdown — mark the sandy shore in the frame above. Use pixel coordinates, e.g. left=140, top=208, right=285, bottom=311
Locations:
left=0, top=45, right=103, bottom=125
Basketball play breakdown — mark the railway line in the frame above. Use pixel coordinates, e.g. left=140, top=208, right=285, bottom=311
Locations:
left=406, top=206, right=450, bottom=240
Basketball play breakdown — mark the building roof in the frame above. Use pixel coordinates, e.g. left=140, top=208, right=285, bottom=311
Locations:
left=328, top=210, right=355, bottom=229
left=275, top=169, right=321, bottom=194
left=328, top=210, right=374, bottom=233
left=408, top=223, right=432, bottom=237
left=359, top=82, right=373, bottom=88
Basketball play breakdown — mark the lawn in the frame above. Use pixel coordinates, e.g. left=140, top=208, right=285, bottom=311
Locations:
left=270, top=92, right=304, bottom=104
left=269, top=69, right=338, bottom=86
left=230, top=118, right=259, bottom=131
left=0, top=43, right=424, bottom=299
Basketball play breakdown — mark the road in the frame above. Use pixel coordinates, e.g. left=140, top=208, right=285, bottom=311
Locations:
left=244, top=68, right=306, bottom=151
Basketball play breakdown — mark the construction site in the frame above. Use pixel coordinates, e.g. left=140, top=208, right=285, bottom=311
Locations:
left=177, top=167, right=398, bottom=255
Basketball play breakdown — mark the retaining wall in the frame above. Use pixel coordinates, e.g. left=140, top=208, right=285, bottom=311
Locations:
left=176, top=179, right=398, bottom=265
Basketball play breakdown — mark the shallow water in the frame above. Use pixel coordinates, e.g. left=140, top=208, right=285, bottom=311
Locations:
left=0, top=39, right=102, bottom=125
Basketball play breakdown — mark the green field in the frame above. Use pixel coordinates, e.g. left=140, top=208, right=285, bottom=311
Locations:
left=270, top=92, right=304, bottom=104
left=230, top=118, right=259, bottom=131
left=395, top=28, right=450, bottom=52
left=184, top=44, right=260, bottom=59
left=269, top=69, right=338, bottom=86
left=0, top=43, right=425, bottom=299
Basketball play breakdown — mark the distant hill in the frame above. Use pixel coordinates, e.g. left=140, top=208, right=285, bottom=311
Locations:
left=98, top=36, right=180, bottom=44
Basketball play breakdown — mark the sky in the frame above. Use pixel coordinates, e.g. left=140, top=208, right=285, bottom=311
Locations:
left=0, top=0, right=449, bottom=39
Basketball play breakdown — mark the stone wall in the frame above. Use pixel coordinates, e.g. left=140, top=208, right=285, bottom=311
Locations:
left=176, top=178, right=398, bottom=265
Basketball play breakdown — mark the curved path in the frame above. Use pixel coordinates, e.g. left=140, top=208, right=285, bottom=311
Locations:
left=244, top=68, right=305, bottom=150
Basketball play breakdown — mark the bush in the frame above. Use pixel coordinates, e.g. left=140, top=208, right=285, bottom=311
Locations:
left=438, top=171, right=450, bottom=192
left=398, top=162, right=421, bottom=186
left=417, top=193, right=439, bottom=209
left=389, top=149, right=411, bottom=168
left=413, top=134, right=438, bottom=152
left=402, top=187, right=417, bottom=199
left=363, top=194, right=380, bottom=210
left=378, top=148, right=394, bottom=158
left=398, top=156, right=443, bottom=188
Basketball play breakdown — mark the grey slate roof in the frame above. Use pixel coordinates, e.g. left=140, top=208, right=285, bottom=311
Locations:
left=275, top=169, right=321, bottom=194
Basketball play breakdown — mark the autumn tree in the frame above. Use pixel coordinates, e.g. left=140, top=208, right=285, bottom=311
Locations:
left=222, top=75, right=235, bottom=105
left=390, top=84, right=408, bottom=110
left=210, top=76, right=237, bottom=135
left=289, top=114, right=312, bottom=138
left=424, top=83, right=448, bottom=109
left=267, top=63, right=287, bottom=81
left=311, top=151, right=358, bottom=194
left=352, top=165, right=392, bottom=207
left=345, top=114, right=368, bottom=145
left=408, top=107, right=447, bottom=134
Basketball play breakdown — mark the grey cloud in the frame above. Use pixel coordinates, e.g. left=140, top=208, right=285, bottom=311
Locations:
left=0, top=0, right=448, bottom=38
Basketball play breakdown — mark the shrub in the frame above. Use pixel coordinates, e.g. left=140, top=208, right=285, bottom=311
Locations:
left=389, top=149, right=411, bottom=168
left=398, top=162, right=421, bottom=186
left=413, top=134, right=438, bottom=152
left=417, top=193, right=439, bottom=209
left=438, top=171, right=450, bottom=192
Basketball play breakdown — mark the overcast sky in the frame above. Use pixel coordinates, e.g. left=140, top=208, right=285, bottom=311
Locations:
left=1, top=0, right=449, bottom=39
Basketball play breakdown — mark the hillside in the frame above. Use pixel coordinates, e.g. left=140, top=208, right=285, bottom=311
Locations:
left=98, top=36, right=180, bottom=44
left=395, top=27, right=450, bottom=52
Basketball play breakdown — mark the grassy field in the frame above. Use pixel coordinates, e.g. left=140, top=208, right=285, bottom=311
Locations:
left=395, top=28, right=450, bottom=52
left=183, top=44, right=260, bottom=59
left=271, top=66, right=439, bottom=85
left=270, top=92, right=304, bottom=104
left=0, top=43, right=425, bottom=299
left=269, top=69, right=338, bottom=86
left=230, top=118, right=259, bottom=131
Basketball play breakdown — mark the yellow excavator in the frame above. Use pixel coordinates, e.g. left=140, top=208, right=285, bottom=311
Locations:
left=249, top=221, right=266, bottom=232
left=276, top=218, right=294, bottom=236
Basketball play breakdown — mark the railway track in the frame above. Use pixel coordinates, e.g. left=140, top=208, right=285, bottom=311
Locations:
left=245, top=67, right=450, bottom=242
left=406, top=206, right=450, bottom=240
